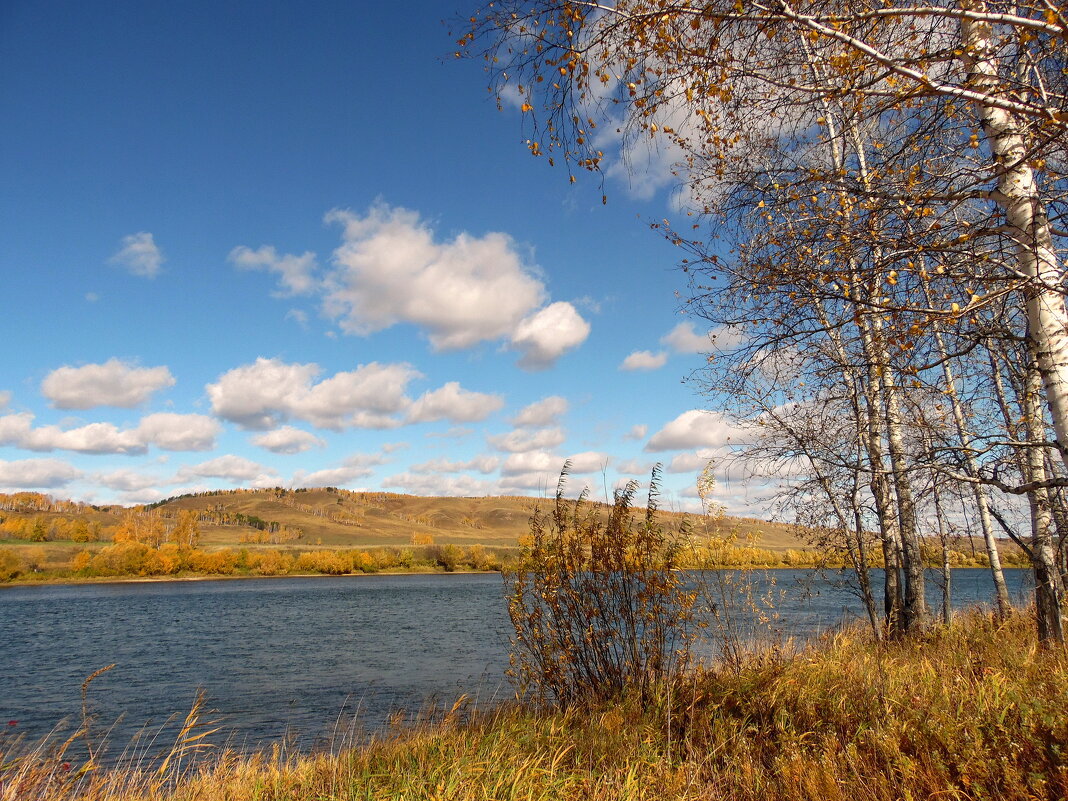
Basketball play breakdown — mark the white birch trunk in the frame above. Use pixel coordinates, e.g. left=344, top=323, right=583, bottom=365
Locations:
left=961, top=8, right=1068, bottom=473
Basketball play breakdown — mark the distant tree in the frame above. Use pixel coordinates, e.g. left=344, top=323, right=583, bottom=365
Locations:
left=170, top=510, right=202, bottom=549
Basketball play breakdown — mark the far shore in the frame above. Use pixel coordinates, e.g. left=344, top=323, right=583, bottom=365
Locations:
left=0, top=567, right=502, bottom=589
left=0, top=564, right=1028, bottom=591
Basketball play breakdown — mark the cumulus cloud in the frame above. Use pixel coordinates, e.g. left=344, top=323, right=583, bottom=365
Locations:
left=382, top=472, right=498, bottom=497
left=645, top=410, right=746, bottom=452
left=177, top=455, right=275, bottom=483
left=0, top=412, right=219, bottom=455
left=0, top=458, right=81, bottom=489
left=135, top=413, right=220, bottom=451
left=501, top=450, right=563, bottom=476
left=624, top=424, right=648, bottom=441
left=666, top=451, right=718, bottom=474
left=0, top=391, right=10, bottom=410
left=229, top=245, right=318, bottom=296
left=251, top=426, right=325, bottom=454
left=511, top=396, right=568, bottom=427
left=292, top=453, right=387, bottom=488
left=489, top=426, right=566, bottom=453
left=300, top=364, right=418, bottom=429
left=95, top=469, right=163, bottom=492
left=41, top=359, right=175, bottom=409
left=616, top=458, right=654, bottom=475
left=511, top=302, right=591, bottom=369
left=566, top=451, right=609, bottom=474
left=620, top=350, right=668, bottom=371
left=206, top=357, right=420, bottom=430
left=294, top=464, right=374, bottom=488
left=660, top=321, right=708, bottom=353
left=109, top=232, right=164, bottom=278
left=406, top=382, right=505, bottom=424
left=409, top=455, right=500, bottom=474
left=661, top=321, right=745, bottom=353
left=206, top=359, right=322, bottom=430
left=323, top=203, right=547, bottom=350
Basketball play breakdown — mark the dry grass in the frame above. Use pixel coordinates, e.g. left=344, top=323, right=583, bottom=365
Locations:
left=3, top=609, right=1064, bottom=800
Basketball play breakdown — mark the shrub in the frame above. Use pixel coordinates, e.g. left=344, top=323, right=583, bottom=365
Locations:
left=508, top=466, right=697, bottom=707
left=0, top=547, right=23, bottom=580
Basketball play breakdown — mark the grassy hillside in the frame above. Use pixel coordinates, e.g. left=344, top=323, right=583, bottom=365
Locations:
left=0, top=487, right=807, bottom=551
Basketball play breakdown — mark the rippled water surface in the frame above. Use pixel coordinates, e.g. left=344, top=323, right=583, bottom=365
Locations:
left=0, top=569, right=1031, bottom=754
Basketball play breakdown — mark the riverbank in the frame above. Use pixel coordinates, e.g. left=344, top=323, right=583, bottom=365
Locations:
left=0, top=565, right=497, bottom=589
left=3, top=609, right=1064, bottom=801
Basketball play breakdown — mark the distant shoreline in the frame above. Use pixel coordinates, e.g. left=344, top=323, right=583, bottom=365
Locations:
left=0, top=567, right=501, bottom=590
left=0, top=564, right=1029, bottom=591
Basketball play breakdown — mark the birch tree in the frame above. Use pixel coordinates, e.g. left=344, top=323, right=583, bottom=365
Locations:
left=464, top=0, right=1068, bottom=639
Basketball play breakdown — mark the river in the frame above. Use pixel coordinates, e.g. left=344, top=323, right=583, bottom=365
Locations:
left=0, top=569, right=1032, bottom=758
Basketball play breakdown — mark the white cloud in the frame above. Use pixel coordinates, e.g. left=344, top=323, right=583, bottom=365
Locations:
left=285, top=309, right=309, bottom=327
left=41, top=359, right=175, bottom=409
left=620, top=350, right=668, bottom=371
left=300, top=363, right=418, bottom=429
left=251, top=426, right=325, bottom=454
left=3, top=416, right=144, bottom=454
left=624, top=424, right=648, bottom=441
left=95, top=469, right=162, bottom=492
left=511, top=396, right=568, bottom=427
left=566, top=451, right=609, bottom=474
left=118, top=488, right=172, bottom=505
left=406, top=382, right=505, bottom=424
left=295, top=464, right=375, bottom=488
left=206, top=359, right=321, bottom=430
left=501, top=450, right=564, bottom=476
left=616, top=458, right=653, bottom=475
left=135, top=413, right=220, bottom=451
left=292, top=453, right=386, bottom=488
left=323, top=203, right=547, bottom=350
left=511, top=302, right=591, bottom=369
left=0, top=411, right=219, bottom=455
left=382, top=472, right=498, bottom=497
left=0, top=458, right=81, bottom=489
left=206, top=357, right=420, bottom=430
left=229, top=245, right=318, bottom=296
left=0, top=392, right=9, bottom=411
left=409, top=455, right=500, bottom=474
left=109, top=232, right=164, bottom=278
left=177, top=455, right=275, bottom=483
left=489, top=426, right=566, bottom=453
left=645, top=410, right=746, bottom=452
left=667, top=451, right=718, bottom=474
left=661, top=321, right=708, bottom=353
left=661, top=321, right=745, bottom=353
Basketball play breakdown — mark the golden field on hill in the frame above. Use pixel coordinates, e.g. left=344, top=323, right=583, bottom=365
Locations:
left=0, top=487, right=806, bottom=553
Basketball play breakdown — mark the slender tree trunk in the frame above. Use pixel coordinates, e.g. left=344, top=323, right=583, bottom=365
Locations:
left=858, top=325, right=904, bottom=635
left=928, top=320, right=1011, bottom=616
left=1022, top=355, right=1066, bottom=644
left=932, top=482, right=953, bottom=625
left=880, top=346, right=929, bottom=632
left=962, top=8, right=1068, bottom=474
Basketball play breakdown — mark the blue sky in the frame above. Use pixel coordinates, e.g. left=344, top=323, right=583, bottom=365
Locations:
left=0, top=0, right=760, bottom=513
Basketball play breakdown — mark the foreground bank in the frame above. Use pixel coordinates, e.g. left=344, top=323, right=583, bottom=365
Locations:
left=3, top=609, right=1064, bottom=801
